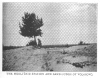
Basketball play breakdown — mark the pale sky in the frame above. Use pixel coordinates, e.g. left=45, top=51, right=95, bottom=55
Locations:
left=3, top=2, right=97, bottom=46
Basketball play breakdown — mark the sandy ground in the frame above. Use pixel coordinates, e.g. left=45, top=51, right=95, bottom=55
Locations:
left=3, top=44, right=97, bottom=72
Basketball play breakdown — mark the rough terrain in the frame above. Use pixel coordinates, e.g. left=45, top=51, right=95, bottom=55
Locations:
left=3, top=44, right=97, bottom=72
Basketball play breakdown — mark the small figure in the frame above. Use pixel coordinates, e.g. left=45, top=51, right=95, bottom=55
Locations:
left=38, top=39, right=42, bottom=48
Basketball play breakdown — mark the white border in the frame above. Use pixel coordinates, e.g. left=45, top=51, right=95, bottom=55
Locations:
left=0, top=0, right=99, bottom=78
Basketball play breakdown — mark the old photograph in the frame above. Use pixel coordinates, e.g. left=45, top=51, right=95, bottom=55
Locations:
left=3, top=2, right=97, bottom=72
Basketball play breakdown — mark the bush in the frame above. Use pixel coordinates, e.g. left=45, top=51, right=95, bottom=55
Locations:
left=78, top=41, right=84, bottom=45
left=26, top=40, right=37, bottom=46
left=65, top=44, right=69, bottom=47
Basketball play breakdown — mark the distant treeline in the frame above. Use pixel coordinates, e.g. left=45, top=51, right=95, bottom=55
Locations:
left=42, top=44, right=74, bottom=48
left=3, top=43, right=91, bottom=50
left=42, top=43, right=90, bottom=48
left=3, top=46, right=22, bottom=50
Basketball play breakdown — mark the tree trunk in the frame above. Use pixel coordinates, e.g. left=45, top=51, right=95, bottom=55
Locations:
left=34, top=36, right=37, bottom=46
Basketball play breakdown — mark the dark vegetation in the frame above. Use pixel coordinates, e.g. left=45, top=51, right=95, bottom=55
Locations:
left=3, top=46, right=22, bottom=50
left=78, top=41, right=89, bottom=45
left=19, top=12, right=43, bottom=47
left=42, top=43, right=90, bottom=48
left=3, top=43, right=91, bottom=50
left=72, top=61, right=97, bottom=68
left=26, top=39, right=42, bottom=47
left=26, top=40, right=37, bottom=46
left=3, top=41, right=92, bottom=51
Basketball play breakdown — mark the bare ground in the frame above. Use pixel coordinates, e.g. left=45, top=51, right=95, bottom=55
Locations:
left=3, top=44, right=97, bottom=72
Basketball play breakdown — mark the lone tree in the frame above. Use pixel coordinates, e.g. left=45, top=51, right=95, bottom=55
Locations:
left=19, top=12, right=43, bottom=46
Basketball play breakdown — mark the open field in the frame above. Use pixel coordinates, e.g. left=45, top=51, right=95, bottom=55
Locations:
left=3, top=43, right=97, bottom=72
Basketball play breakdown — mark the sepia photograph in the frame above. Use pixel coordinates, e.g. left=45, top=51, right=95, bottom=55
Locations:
left=3, top=2, right=97, bottom=72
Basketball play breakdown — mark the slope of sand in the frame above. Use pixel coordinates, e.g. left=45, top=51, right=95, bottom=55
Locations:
left=3, top=44, right=97, bottom=72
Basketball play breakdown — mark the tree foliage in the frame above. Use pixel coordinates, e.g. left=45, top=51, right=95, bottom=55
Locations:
left=19, top=12, right=43, bottom=38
